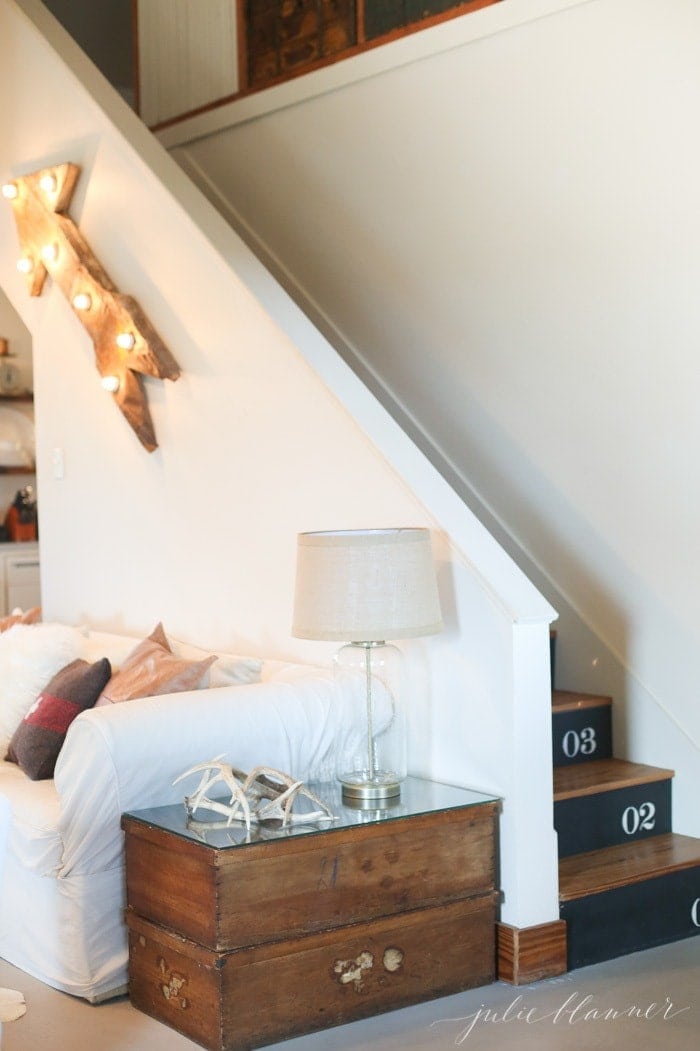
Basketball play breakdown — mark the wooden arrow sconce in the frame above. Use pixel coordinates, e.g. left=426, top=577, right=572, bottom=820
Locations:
left=2, top=163, right=180, bottom=451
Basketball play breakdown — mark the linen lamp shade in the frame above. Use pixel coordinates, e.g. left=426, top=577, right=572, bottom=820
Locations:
left=292, top=528, right=443, bottom=643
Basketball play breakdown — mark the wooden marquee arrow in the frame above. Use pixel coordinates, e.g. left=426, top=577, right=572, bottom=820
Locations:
left=2, top=163, right=180, bottom=452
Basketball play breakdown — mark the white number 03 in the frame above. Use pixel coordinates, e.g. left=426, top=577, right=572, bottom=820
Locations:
left=562, top=727, right=597, bottom=759
left=621, top=802, right=656, bottom=835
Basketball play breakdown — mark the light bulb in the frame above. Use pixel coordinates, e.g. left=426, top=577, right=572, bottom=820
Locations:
left=72, top=292, right=92, bottom=311
left=1, top=182, right=18, bottom=200
left=116, top=332, right=135, bottom=351
left=40, top=173, right=57, bottom=193
left=41, top=243, right=58, bottom=264
left=16, top=257, right=34, bottom=275
left=101, top=375, right=120, bottom=393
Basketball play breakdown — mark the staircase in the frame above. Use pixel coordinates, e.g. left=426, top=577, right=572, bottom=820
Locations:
left=550, top=638, right=700, bottom=969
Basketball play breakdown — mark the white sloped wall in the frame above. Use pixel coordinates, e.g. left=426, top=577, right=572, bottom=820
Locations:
left=0, top=0, right=558, bottom=929
left=159, top=0, right=700, bottom=836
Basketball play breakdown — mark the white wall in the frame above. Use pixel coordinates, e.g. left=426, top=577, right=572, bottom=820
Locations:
left=161, top=0, right=700, bottom=835
left=0, top=0, right=558, bottom=929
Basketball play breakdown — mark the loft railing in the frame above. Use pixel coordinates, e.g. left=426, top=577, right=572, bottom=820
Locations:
left=242, top=0, right=503, bottom=93
left=40, top=1, right=502, bottom=131
left=136, top=0, right=502, bottom=130
left=41, top=1, right=503, bottom=130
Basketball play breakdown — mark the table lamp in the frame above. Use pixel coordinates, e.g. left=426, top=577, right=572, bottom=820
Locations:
left=292, top=528, right=443, bottom=804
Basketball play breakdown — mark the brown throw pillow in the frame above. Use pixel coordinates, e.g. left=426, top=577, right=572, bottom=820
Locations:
left=96, top=622, right=215, bottom=706
left=6, top=657, right=111, bottom=780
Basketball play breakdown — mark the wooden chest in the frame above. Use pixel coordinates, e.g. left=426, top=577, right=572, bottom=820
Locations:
left=123, top=778, right=500, bottom=1050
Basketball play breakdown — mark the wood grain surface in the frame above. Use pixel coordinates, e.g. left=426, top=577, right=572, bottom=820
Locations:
left=553, top=758, right=673, bottom=801
left=559, top=833, right=700, bottom=901
left=124, top=803, right=498, bottom=951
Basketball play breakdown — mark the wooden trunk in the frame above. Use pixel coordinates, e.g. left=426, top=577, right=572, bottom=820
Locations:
left=124, top=802, right=497, bottom=951
left=127, top=894, right=497, bottom=1051
left=123, top=780, right=500, bottom=1049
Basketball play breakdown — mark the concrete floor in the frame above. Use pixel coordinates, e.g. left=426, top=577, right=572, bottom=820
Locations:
left=1, top=937, right=698, bottom=1050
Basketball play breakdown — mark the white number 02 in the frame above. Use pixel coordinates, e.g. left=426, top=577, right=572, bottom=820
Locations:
left=692, top=899, right=700, bottom=928
left=621, top=802, right=656, bottom=835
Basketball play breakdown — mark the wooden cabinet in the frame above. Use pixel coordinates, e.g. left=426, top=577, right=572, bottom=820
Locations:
left=3, top=546, right=40, bottom=612
left=0, top=542, right=40, bottom=616
left=246, top=0, right=356, bottom=90
left=123, top=777, right=500, bottom=1050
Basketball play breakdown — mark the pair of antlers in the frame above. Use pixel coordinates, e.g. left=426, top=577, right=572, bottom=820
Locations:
left=174, top=758, right=335, bottom=832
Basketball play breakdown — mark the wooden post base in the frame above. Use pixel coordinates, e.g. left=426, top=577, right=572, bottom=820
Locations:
left=496, top=920, right=567, bottom=985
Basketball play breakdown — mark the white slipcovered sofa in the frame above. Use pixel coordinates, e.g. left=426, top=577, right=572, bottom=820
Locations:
left=0, top=627, right=349, bottom=1003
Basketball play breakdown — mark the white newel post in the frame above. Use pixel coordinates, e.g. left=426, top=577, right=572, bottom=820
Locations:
left=502, top=621, right=560, bottom=927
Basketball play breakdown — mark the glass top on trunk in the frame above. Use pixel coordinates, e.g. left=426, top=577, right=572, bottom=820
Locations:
left=123, top=776, right=498, bottom=851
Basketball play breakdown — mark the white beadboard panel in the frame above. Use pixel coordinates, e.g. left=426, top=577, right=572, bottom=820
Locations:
left=137, top=0, right=238, bottom=126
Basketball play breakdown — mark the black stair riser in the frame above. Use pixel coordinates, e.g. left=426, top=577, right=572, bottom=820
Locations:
left=552, top=707, right=612, bottom=767
left=550, top=633, right=556, bottom=688
left=561, top=867, right=700, bottom=969
left=555, top=780, right=672, bottom=858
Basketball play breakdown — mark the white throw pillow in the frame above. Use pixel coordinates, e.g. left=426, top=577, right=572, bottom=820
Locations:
left=82, top=631, right=143, bottom=670
left=0, top=623, right=88, bottom=749
left=170, top=636, right=262, bottom=688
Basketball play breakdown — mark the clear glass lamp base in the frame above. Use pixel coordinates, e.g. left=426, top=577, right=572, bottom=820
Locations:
left=334, top=640, right=407, bottom=807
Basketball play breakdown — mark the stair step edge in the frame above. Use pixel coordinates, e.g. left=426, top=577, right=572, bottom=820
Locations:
left=554, top=759, right=674, bottom=801
left=552, top=690, right=613, bottom=713
left=559, top=833, right=700, bottom=901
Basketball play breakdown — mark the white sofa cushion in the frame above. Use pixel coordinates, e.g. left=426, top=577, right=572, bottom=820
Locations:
left=170, top=637, right=262, bottom=687
left=0, top=759, right=62, bottom=874
left=81, top=632, right=142, bottom=669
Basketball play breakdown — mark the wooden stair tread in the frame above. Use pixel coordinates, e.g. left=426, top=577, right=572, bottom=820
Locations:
left=552, top=689, right=612, bottom=713
left=553, top=758, right=674, bottom=801
left=559, top=833, right=700, bottom=901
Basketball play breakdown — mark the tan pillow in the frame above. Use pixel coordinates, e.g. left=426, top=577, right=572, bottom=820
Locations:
left=96, top=623, right=216, bottom=706
left=0, top=606, right=41, bottom=633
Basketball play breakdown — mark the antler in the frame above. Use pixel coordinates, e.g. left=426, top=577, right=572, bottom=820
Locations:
left=175, top=757, right=251, bottom=829
left=174, top=761, right=335, bottom=831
